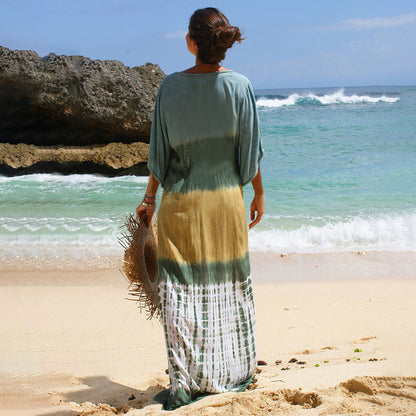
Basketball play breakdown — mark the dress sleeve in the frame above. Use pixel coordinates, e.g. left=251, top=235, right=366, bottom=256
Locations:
left=147, top=85, right=171, bottom=187
left=238, top=81, right=264, bottom=186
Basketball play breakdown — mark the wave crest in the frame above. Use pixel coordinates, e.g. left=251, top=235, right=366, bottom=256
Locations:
left=249, top=212, right=416, bottom=252
left=256, top=88, right=400, bottom=108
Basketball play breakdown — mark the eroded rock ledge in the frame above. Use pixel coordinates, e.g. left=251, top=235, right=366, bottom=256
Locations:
left=0, top=46, right=165, bottom=146
left=0, top=142, right=149, bottom=176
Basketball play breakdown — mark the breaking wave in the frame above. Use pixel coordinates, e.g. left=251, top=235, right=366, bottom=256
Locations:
left=1, top=211, right=415, bottom=271
left=256, top=88, right=400, bottom=108
left=249, top=211, right=416, bottom=253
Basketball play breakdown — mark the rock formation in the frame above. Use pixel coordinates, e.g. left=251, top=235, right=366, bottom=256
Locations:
left=0, top=46, right=165, bottom=175
left=0, top=142, right=149, bottom=176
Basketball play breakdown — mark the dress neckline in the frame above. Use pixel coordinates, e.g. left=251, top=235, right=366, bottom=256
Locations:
left=175, top=69, right=234, bottom=76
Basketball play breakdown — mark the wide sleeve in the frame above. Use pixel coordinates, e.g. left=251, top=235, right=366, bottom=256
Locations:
left=238, top=81, right=264, bottom=186
left=147, top=85, right=171, bottom=187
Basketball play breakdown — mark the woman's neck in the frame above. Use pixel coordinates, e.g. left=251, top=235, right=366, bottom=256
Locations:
left=182, top=58, right=228, bottom=74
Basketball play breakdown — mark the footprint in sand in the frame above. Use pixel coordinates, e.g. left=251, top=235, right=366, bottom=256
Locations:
left=321, top=345, right=339, bottom=351
left=353, top=335, right=377, bottom=343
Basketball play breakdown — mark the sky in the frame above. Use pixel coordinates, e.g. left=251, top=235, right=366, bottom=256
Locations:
left=1, top=0, right=415, bottom=89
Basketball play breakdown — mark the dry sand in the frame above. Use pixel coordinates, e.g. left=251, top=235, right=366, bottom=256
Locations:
left=1, top=251, right=415, bottom=415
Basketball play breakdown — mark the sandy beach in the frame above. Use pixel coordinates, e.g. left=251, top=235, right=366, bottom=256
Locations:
left=1, top=251, right=416, bottom=415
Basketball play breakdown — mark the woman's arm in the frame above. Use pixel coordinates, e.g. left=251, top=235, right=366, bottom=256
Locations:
left=136, top=173, right=160, bottom=226
left=249, top=166, right=264, bottom=229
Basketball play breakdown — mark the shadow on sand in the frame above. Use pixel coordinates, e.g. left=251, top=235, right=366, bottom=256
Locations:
left=38, top=374, right=166, bottom=416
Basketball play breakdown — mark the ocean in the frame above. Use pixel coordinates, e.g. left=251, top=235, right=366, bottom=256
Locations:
left=1, top=85, right=415, bottom=270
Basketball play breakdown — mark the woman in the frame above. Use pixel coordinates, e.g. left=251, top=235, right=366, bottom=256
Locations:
left=136, top=7, right=264, bottom=410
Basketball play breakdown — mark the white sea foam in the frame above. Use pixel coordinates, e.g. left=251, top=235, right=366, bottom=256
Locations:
left=87, top=224, right=112, bottom=232
left=45, top=224, right=59, bottom=231
left=25, top=225, right=41, bottom=232
left=256, top=89, right=400, bottom=108
left=249, top=212, right=416, bottom=253
left=2, top=225, right=19, bottom=232
left=0, top=216, right=119, bottom=238
left=0, top=173, right=149, bottom=184
left=1, top=212, right=415, bottom=271
left=0, top=216, right=122, bottom=271
left=62, top=224, right=81, bottom=232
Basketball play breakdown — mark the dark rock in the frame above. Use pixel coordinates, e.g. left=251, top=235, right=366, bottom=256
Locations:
left=288, top=357, right=298, bottom=363
left=0, top=46, right=165, bottom=146
left=257, top=360, right=268, bottom=366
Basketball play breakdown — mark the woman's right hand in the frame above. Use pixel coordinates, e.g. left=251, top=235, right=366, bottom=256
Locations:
left=136, top=200, right=156, bottom=227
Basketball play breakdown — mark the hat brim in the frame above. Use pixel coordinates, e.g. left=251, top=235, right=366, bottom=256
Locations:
left=119, top=214, right=160, bottom=320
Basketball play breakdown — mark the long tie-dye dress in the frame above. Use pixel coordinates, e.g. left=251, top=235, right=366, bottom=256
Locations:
left=147, top=70, right=264, bottom=410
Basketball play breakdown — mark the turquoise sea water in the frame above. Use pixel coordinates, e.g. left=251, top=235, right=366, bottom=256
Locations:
left=1, top=85, right=415, bottom=269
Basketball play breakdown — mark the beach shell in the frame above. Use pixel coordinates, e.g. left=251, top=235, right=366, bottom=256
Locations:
left=119, top=214, right=160, bottom=320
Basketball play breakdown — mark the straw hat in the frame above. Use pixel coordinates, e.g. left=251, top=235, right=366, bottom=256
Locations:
left=119, top=214, right=160, bottom=319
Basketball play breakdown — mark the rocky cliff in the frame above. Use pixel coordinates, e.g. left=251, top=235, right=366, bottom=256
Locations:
left=0, top=46, right=165, bottom=175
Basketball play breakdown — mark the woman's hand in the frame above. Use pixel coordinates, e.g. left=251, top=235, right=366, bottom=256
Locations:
left=249, top=166, right=264, bottom=229
left=136, top=200, right=156, bottom=227
left=136, top=174, right=160, bottom=227
left=249, top=192, right=264, bottom=229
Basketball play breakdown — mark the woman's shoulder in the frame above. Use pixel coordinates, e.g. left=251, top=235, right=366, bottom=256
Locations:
left=158, top=72, right=178, bottom=88
left=224, top=70, right=251, bottom=84
left=156, top=70, right=253, bottom=98
left=222, top=71, right=254, bottom=96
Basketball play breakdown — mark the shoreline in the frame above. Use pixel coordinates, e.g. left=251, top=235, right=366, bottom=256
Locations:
left=1, top=249, right=415, bottom=283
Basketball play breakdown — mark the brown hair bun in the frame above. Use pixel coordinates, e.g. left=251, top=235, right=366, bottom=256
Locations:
left=189, top=7, right=243, bottom=64
left=213, top=25, right=242, bottom=49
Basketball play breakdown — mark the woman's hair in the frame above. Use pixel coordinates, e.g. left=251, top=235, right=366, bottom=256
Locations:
left=188, top=7, right=243, bottom=64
